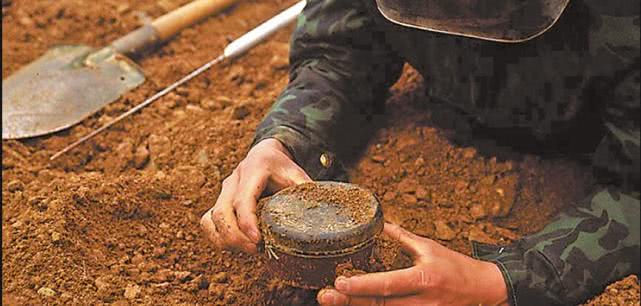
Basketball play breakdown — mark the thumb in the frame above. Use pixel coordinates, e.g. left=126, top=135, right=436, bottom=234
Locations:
left=270, top=138, right=311, bottom=185
left=266, top=160, right=312, bottom=194
left=286, top=164, right=312, bottom=185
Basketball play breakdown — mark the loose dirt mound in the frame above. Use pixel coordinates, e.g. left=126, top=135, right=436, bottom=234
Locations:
left=586, top=275, right=640, bottom=305
left=2, top=0, right=637, bottom=305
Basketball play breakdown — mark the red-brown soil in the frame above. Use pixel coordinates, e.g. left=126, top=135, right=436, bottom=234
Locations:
left=2, top=0, right=638, bottom=305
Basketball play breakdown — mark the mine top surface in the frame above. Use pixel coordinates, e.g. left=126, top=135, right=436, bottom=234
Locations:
left=260, top=181, right=384, bottom=253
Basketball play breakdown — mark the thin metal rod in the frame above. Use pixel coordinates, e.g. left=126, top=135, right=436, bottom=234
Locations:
left=50, top=55, right=226, bottom=161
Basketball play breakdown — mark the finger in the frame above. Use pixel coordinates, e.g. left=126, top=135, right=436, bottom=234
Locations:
left=334, top=267, right=431, bottom=297
left=268, top=156, right=312, bottom=191
left=212, top=202, right=257, bottom=253
left=383, top=223, right=425, bottom=257
left=212, top=173, right=257, bottom=253
left=200, top=208, right=221, bottom=247
left=317, top=288, right=350, bottom=306
left=268, top=139, right=312, bottom=185
left=284, top=161, right=312, bottom=185
left=234, top=166, right=269, bottom=243
left=206, top=176, right=237, bottom=249
left=319, top=289, right=425, bottom=306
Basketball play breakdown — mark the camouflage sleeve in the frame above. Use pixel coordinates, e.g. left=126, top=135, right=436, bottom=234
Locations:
left=474, top=91, right=639, bottom=306
left=251, top=0, right=403, bottom=180
left=473, top=11, right=640, bottom=305
left=473, top=189, right=639, bottom=306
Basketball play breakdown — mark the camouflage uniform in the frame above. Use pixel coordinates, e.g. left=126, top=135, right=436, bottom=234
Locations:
left=253, top=0, right=640, bottom=304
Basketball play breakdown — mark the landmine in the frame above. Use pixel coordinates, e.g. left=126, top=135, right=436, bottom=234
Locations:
left=259, top=181, right=383, bottom=288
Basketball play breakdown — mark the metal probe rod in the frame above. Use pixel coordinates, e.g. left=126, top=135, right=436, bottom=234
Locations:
left=49, top=55, right=224, bottom=160
left=50, top=0, right=306, bottom=161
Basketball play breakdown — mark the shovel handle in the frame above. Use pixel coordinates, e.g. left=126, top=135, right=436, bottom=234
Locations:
left=111, top=0, right=237, bottom=55
left=152, top=0, right=237, bottom=40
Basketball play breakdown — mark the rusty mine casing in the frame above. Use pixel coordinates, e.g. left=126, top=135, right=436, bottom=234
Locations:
left=259, top=181, right=384, bottom=289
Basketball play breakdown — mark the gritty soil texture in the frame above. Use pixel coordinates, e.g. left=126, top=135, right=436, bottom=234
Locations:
left=259, top=182, right=379, bottom=246
left=1, top=0, right=638, bottom=305
left=268, top=182, right=377, bottom=227
left=334, top=262, right=366, bottom=279
left=585, top=275, right=640, bottom=305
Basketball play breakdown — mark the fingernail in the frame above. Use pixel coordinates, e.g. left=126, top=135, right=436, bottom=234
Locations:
left=335, top=277, right=348, bottom=291
left=244, top=243, right=257, bottom=253
left=249, top=230, right=260, bottom=243
left=318, top=290, right=334, bottom=305
left=317, top=290, right=327, bottom=305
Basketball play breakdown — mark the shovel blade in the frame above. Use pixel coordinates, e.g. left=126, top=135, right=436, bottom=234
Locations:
left=2, top=45, right=145, bottom=139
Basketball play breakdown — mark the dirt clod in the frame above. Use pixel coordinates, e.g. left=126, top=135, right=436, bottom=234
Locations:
left=271, top=55, right=289, bottom=70
left=470, top=204, right=488, bottom=220
left=152, top=247, right=166, bottom=257
left=467, top=226, right=493, bottom=244
left=212, top=271, right=229, bottom=284
left=6, top=180, right=24, bottom=192
left=218, top=96, right=233, bottom=108
left=231, top=104, right=251, bottom=120
left=371, top=155, right=385, bottom=163
left=335, top=262, right=366, bottom=278
left=37, top=287, right=55, bottom=297
left=434, top=220, right=457, bottom=241
left=584, top=275, right=640, bottom=305
left=95, top=277, right=110, bottom=292
left=415, top=186, right=430, bottom=200
left=174, top=271, right=191, bottom=282
left=208, top=283, right=225, bottom=299
left=200, top=98, right=217, bottom=110
left=148, top=134, right=171, bottom=167
left=123, top=284, right=140, bottom=299
left=133, top=145, right=150, bottom=169
left=401, top=193, right=418, bottom=205
left=382, top=190, right=396, bottom=202
left=462, top=148, right=477, bottom=159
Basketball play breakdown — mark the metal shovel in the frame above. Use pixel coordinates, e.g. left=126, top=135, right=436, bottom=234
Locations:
left=50, top=0, right=307, bottom=160
left=2, top=0, right=237, bottom=140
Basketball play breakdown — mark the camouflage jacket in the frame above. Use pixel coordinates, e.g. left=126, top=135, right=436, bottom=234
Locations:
left=253, top=0, right=640, bottom=305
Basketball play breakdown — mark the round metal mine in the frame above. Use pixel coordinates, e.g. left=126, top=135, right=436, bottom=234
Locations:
left=259, top=181, right=384, bottom=288
left=260, top=181, right=383, bottom=256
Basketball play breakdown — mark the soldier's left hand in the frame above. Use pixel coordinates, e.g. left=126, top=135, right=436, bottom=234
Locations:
left=317, top=223, right=509, bottom=306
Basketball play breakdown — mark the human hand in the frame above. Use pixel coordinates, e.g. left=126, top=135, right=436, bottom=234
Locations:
left=200, top=138, right=311, bottom=253
left=318, top=223, right=508, bottom=306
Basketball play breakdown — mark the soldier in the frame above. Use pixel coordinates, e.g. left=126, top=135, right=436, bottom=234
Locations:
left=201, top=0, right=640, bottom=305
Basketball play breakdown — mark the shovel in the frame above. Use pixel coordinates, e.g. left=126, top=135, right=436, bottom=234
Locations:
left=2, top=0, right=237, bottom=140
left=49, top=0, right=307, bottom=160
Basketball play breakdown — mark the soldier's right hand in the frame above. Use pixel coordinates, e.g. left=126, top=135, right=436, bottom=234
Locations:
left=200, top=138, right=312, bottom=253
